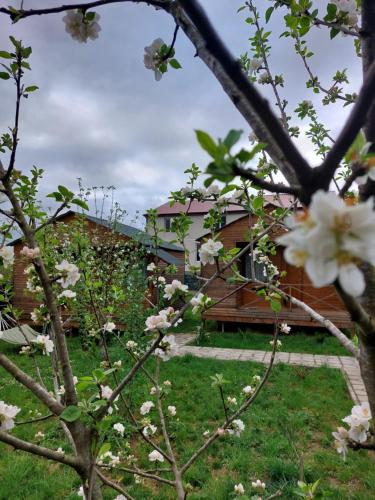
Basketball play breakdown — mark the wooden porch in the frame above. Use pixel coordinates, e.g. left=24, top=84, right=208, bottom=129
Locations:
left=203, top=282, right=353, bottom=329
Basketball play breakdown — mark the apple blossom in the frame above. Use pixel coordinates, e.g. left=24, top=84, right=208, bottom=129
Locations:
left=227, top=419, right=245, bottom=437
left=234, top=483, right=245, bottom=495
left=199, top=239, right=224, bottom=265
left=59, top=289, right=76, bottom=299
left=168, top=405, right=177, bottom=416
left=163, top=380, right=172, bottom=387
left=114, top=360, right=122, bottom=369
left=154, top=334, right=178, bottom=361
left=62, top=10, right=101, bottom=43
left=278, top=191, right=375, bottom=297
left=103, top=321, right=116, bottom=333
left=34, top=431, right=45, bottom=439
left=147, top=262, right=156, bottom=272
left=113, top=423, right=125, bottom=437
left=55, top=260, right=80, bottom=288
left=0, top=401, right=20, bottom=431
left=148, top=449, right=164, bottom=462
left=100, top=385, right=114, bottom=400
left=143, top=424, right=157, bottom=437
left=20, top=246, right=40, bottom=259
left=150, top=386, right=158, bottom=395
left=0, top=246, right=14, bottom=268
left=252, top=479, right=266, bottom=491
left=32, top=335, right=54, bottom=355
left=280, top=323, right=291, bottom=334
left=270, top=339, right=282, bottom=350
left=140, top=401, right=155, bottom=415
left=145, top=312, right=171, bottom=332
left=227, top=396, right=237, bottom=406
left=126, top=340, right=138, bottom=350
left=163, top=279, right=188, bottom=300
left=190, top=293, right=212, bottom=314
left=332, top=426, right=349, bottom=460
left=242, top=385, right=254, bottom=396
left=144, top=38, right=166, bottom=81
left=207, top=184, right=221, bottom=196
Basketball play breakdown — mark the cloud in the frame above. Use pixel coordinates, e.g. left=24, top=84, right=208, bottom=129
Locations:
left=0, top=0, right=363, bottom=226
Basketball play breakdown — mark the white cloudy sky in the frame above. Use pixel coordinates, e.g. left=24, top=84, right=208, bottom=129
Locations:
left=0, top=1, right=362, bottom=226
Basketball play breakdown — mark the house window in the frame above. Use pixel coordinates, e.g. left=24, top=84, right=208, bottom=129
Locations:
left=196, top=242, right=201, bottom=262
left=238, top=244, right=268, bottom=282
left=164, top=217, right=172, bottom=231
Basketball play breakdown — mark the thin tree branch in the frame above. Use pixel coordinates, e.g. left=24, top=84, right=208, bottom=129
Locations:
left=95, top=467, right=136, bottom=500
left=0, top=431, right=81, bottom=469
left=0, top=352, right=64, bottom=415
left=233, top=164, right=300, bottom=195
left=316, top=60, right=375, bottom=190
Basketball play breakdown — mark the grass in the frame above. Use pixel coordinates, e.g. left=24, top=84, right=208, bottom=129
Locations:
left=0, top=337, right=372, bottom=499
left=188, top=328, right=354, bottom=356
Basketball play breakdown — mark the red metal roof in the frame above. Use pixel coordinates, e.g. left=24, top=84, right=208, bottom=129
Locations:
left=155, top=194, right=296, bottom=215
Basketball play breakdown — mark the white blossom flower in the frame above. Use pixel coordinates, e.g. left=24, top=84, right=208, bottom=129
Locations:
left=252, top=479, right=266, bottom=491
left=163, top=279, right=188, bottom=300
left=147, top=262, right=156, bottom=272
left=143, top=424, right=157, bottom=437
left=20, top=246, right=40, bottom=259
left=0, top=246, right=14, bottom=268
left=145, top=312, right=171, bottom=332
left=114, top=495, right=127, bottom=500
left=343, top=414, right=370, bottom=443
left=227, top=396, right=237, bottom=406
left=144, top=38, right=166, bottom=81
left=114, top=360, right=122, bottom=369
left=77, top=485, right=85, bottom=497
left=19, top=345, right=31, bottom=355
left=280, top=323, right=291, bottom=334
left=148, top=449, right=165, bottom=462
left=207, top=184, right=221, bottom=196
left=32, top=335, right=54, bottom=355
left=126, top=340, right=138, bottom=350
left=158, top=276, right=166, bottom=284
left=57, top=447, right=64, bottom=453
left=163, top=380, right=172, bottom=387
left=168, top=405, right=177, bottom=416
left=154, top=334, right=178, bottom=361
left=150, top=386, right=158, bottom=395
left=55, top=260, right=80, bottom=288
left=278, top=191, right=375, bottom=297
left=140, top=401, right=155, bottom=415
left=199, top=239, right=223, bottom=265
left=0, top=401, right=20, bottom=431
left=250, top=58, right=262, bottom=71
left=34, top=431, right=45, bottom=439
left=63, top=10, right=101, bottom=43
left=190, top=293, right=212, bottom=314
left=270, top=339, right=282, bottom=350
left=103, top=321, right=116, bottom=332
left=351, top=402, right=372, bottom=421
left=100, top=385, right=113, bottom=400
left=234, top=483, right=245, bottom=495
left=113, top=423, right=125, bottom=437
left=258, top=71, right=269, bottom=84
left=59, top=289, right=76, bottom=299
left=242, top=385, right=254, bottom=396
left=227, top=419, right=245, bottom=437
left=253, top=375, right=261, bottom=383
left=332, top=426, right=349, bottom=459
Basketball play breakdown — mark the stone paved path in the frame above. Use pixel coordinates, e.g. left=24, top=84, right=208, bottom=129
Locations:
left=175, top=334, right=368, bottom=404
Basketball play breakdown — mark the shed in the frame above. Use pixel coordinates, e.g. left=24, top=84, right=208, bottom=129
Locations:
left=198, top=213, right=352, bottom=328
left=9, top=211, right=184, bottom=322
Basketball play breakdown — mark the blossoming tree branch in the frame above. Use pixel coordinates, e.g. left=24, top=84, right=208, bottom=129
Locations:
left=0, top=0, right=375, bottom=498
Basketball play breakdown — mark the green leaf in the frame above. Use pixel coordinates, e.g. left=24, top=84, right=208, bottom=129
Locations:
left=98, top=443, right=111, bottom=456
left=223, top=129, right=242, bottom=151
left=0, top=72, right=10, bottom=80
left=85, top=11, right=96, bottom=21
left=265, top=6, right=274, bottom=23
left=60, top=405, right=82, bottom=422
left=72, top=198, right=89, bottom=211
left=270, top=299, right=282, bottom=313
left=169, top=58, right=182, bottom=69
left=24, top=85, right=38, bottom=93
left=0, top=51, right=12, bottom=59
left=195, top=130, right=217, bottom=158
left=58, top=185, right=73, bottom=199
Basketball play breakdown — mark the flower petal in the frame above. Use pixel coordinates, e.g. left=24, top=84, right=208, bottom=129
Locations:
left=338, top=264, right=365, bottom=297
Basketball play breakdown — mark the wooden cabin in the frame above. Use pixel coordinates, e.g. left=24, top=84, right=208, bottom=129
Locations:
left=10, top=211, right=184, bottom=323
left=198, top=214, right=353, bottom=329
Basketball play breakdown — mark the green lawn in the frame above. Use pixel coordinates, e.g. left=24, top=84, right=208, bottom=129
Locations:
left=0, top=337, right=372, bottom=499
left=189, top=329, right=354, bottom=356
